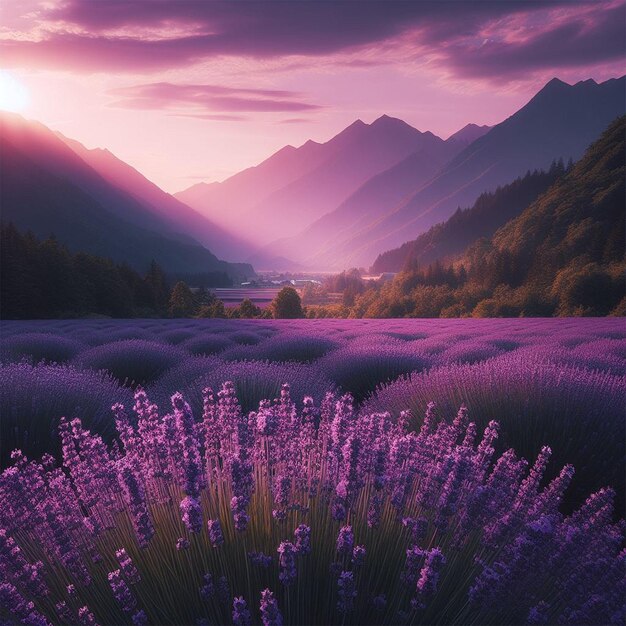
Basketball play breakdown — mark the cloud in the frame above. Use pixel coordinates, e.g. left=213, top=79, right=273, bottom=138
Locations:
left=168, top=113, right=248, bottom=122
left=437, top=2, right=626, bottom=79
left=108, top=82, right=322, bottom=114
left=277, top=118, right=313, bottom=124
left=0, top=0, right=622, bottom=82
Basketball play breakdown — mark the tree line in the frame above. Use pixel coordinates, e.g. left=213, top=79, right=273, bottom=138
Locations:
left=1, top=223, right=306, bottom=319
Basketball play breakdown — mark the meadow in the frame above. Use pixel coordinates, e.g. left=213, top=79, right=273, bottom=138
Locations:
left=1, top=318, right=624, bottom=625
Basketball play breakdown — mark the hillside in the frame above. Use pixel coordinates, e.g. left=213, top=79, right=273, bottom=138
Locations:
left=0, top=113, right=253, bottom=282
left=300, top=76, right=626, bottom=269
left=175, top=115, right=446, bottom=246
left=59, top=135, right=254, bottom=261
left=340, top=116, right=625, bottom=318
left=372, top=162, right=567, bottom=273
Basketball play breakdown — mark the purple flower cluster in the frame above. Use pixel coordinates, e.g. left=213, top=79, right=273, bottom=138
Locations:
left=259, top=588, right=283, bottom=626
left=0, top=379, right=623, bottom=625
left=207, top=518, right=224, bottom=547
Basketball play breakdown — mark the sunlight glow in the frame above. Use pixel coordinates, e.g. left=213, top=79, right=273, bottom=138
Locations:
left=0, top=71, right=29, bottom=112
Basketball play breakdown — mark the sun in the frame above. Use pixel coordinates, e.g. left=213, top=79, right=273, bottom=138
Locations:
left=0, top=71, right=29, bottom=112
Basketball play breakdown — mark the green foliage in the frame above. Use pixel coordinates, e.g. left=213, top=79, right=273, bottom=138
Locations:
left=373, top=161, right=568, bottom=273
left=228, top=298, right=263, bottom=319
left=0, top=224, right=168, bottom=318
left=196, top=300, right=227, bottom=319
left=168, top=281, right=195, bottom=317
left=271, top=287, right=304, bottom=319
left=347, top=117, right=626, bottom=319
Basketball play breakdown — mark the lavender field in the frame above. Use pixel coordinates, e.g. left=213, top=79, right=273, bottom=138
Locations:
left=1, top=318, right=625, bottom=625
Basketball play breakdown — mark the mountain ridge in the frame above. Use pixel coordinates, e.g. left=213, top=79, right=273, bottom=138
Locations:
left=0, top=112, right=254, bottom=281
left=294, top=75, right=625, bottom=269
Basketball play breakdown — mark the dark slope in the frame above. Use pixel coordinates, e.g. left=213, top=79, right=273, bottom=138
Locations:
left=323, top=76, right=626, bottom=268
left=372, top=162, right=567, bottom=273
left=0, top=114, right=253, bottom=280
left=59, top=135, right=254, bottom=261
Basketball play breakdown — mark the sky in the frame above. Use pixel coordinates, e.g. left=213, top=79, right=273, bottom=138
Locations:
left=1, top=0, right=624, bottom=192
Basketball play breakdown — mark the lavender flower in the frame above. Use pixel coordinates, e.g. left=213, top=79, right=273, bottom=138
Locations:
left=77, top=606, right=98, bottom=626
left=337, top=571, right=356, bottom=613
left=207, top=518, right=224, bottom=547
left=372, top=594, right=387, bottom=611
left=294, top=524, right=311, bottom=555
left=232, top=596, right=251, bottom=626
left=115, top=548, right=140, bottom=585
left=176, top=537, right=190, bottom=551
left=248, top=551, right=273, bottom=568
left=180, top=496, right=203, bottom=534
left=199, top=573, right=214, bottom=601
left=108, top=569, right=136, bottom=612
left=336, top=525, right=354, bottom=555
left=260, top=588, right=283, bottom=626
left=132, top=610, right=148, bottom=626
left=352, top=544, right=366, bottom=567
left=277, top=541, right=297, bottom=586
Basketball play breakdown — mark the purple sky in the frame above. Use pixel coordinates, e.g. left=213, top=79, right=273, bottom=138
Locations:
left=1, top=0, right=624, bottom=191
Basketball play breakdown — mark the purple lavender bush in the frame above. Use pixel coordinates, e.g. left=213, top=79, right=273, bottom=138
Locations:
left=364, top=352, right=626, bottom=510
left=2, top=332, right=86, bottom=364
left=319, top=337, right=431, bottom=401
left=1, top=382, right=623, bottom=625
left=222, top=332, right=340, bottom=363
left=183, top=334, right=234, bottom=356
left=152, top=358, right=334, bottom=413
left=0, top=362, right=132, bottom=467
left=75, top=340, right=187, bottom=386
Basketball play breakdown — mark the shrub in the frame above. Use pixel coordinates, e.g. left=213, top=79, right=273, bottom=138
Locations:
left=319, top=339, right=431, bottom=402
left=0, top=385, right=622, bottom=626
left=157, top=329, right=197, bottom=345
left=76, top=340, right=186, bottom=386
left=222, top=332, right=340, bottom=363
left=0, top=362, right=132, bottom=466
left=439, top=341, right=504, bottom=365
left=364, top=354, right=626, bottom=510
left=183, top=334, right=234, bottom=356
left=1, top=332, right=85, bottom=364
left=271, top=287, right=304, bottom=319
left=228, top=331, right=264, bottom=345
left=152, top=360, right=333, bottom=414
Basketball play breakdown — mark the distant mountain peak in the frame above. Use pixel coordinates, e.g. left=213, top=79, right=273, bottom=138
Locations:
left=448, top=123, right=491, bottom=145
left=371, top=114, right=418, bottom=132
left=545, top=76, right=569, bottom=88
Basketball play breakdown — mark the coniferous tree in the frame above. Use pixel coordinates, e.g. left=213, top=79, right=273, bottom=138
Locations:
left=168, top=281, right=195, bottom=317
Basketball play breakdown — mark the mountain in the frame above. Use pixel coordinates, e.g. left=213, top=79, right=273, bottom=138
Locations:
left=175, top=115, right=442, bottom=246
left=263, top=122, right=492, bottom=267
left=447, top=123, right=491, bottom=145
left=58, top=135, right=254, bottom=261
left=292, top=76, right=626, bottom=269
left=372, top=162, right=567, bottom=273
left=263, top=133, right=462, bottom=267
left=478, top=114, right=624, bottom=309
left=347, top=115, right=625, bottom=319
left=0, top=113, right=253, bottom=281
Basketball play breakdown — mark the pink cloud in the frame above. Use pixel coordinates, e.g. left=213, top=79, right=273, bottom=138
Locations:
left=107, top=82, right=322, bottom=113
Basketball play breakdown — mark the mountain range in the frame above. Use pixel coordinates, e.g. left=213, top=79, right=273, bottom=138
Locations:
left=267, top=77, right=625, bottom=269
left=1, top=76, right=623, bottom=282
left=175, top=76, right=624, bottom=271
left=372, top=162, right=568, bottom=273
left=348, top=115, right=625, bottom=319
left=0, top=113, right=253, bottom=281
left=176, top=115, right=460, bottom=251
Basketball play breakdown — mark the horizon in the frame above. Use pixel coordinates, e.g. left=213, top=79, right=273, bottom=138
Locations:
left=0, top=0, right=623, bottom=192
left=0, top=74, right=622, bottom=196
